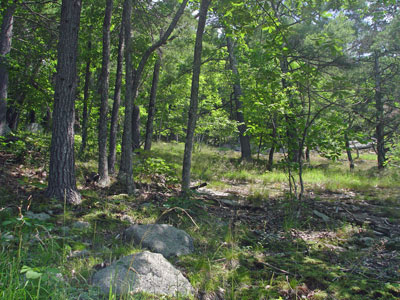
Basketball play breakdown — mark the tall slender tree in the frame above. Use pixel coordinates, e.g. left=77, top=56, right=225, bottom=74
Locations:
left=0, top=2, right=16, bottom=136
left=118, top=0, right=135, bottom=194
left=98, top=0, right=113, bottom=186
left=226, top=36, right=251, bottom=161
left=108, top=22, right=124, bottom=175
left=181, top=0, right=211, bottom=192
left=46, top=0, right=82, bottom=204
left=144, top=50, right=162, bottom=151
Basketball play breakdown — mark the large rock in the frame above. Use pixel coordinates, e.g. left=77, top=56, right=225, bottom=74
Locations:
left=125, top=224, right=194, bottom=258
left=92, top=251, right=194, bottom=297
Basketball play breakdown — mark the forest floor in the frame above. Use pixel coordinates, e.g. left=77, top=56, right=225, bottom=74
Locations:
left=1, top=135, right=400, bottom=299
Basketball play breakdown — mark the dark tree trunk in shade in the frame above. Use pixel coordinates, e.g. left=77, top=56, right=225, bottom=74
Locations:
left=181, top=0, right=211, bottom=192
left=108, top=23, right=124, bottom=174
left=97, top=0, right=113, bottom=186
left=344, top=133, right=354, bottom=170
left=374, top=52, right=386, bottom=169
left=46, top=0, right=82, bottom=204
left=132, top=105, right=140, bottom=150
left=305, top=147, right=310, bottom=163
left=226, top=37, right=251, bottom=161
left=267, top=115, right=277, bottom=171
left=144, top=52, right=161, bottom=151
left=267, top=146, right=275, bottom=171
left=43, top=106, right=52, bottom=132
left=79, top=40, right=92, bottom=156
left=119, top=0, right=187, bottom=193
left=6, top=106, right=19, bottom=130
left=0, top=3, right=16, bottom=136
left=6, top=89, right=26, bottom=131
left=118, top=0, right=135, bottom=194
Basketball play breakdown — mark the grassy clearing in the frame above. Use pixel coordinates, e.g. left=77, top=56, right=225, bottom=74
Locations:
left=1, top=136, right=399, bottom=299
left=151, top=142, right=399, bottom=198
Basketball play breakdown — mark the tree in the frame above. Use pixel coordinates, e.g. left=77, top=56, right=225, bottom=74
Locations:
left=181, top=0, right=211, bottom=192
left=226, top=36, right=252, bottom=161
left=108, top=21, right=124, bottom=175
left=118, top=0, right=135, bottom=194
left=0, top=1, right=16, bottom=136
left=144, top=50, right=162, bottom=151
left=98, top=0, right=113, bottom=186
left=46, top=0, right=82, bottom=204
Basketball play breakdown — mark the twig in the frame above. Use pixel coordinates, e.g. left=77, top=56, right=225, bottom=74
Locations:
left=159, top=207, right=200, bottom=230
left=258, top=261, right=296, bottom=276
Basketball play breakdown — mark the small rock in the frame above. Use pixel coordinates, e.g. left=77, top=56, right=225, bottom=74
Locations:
left=25, top=211, right=51, bottom=221
left=26, top=123, right=43, bottom=133
left=73, top=221, right=90, bottom=230
left=92, top=251, right=194, bottom=297
left=120, top=215, right=135, bottom=224
left=357, top=237, right=375, bottom=247
left=125, top=224, right=194, bottom=258
left=313, top=210, right=330, bottom=222
left=68, top=250, right=90, bottom=259
left=386, top=237, right=400, bottom=250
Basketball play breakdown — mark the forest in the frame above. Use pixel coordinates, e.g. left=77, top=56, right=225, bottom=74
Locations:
left=0, top=0, right=400, bottom=299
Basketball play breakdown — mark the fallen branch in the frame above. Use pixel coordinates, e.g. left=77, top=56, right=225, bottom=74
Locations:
left=190, top=182, right=207, bottom=190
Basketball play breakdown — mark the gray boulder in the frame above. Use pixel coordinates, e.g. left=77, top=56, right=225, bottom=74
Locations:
left=26, top=123, right=43, bottom=133
left=92, top=251, right=194, bottom=297
left=125, top=224, right=194, bottom=258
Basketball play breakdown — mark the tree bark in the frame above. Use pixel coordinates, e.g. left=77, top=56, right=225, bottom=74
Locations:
left=344, top=133, right=354, bottom=170
left=108, top=22, right=124, bottom=174
left=181, top=0, right=211, bottom=192
left=79, top=40, right=92, bottom=156
left=118, top=0, right=135, bottom=194
left=374, top=51, right=385, bottom=169
left=0, top=3, right=16, bottom=136
left=98, top=0, right=113, bottom=186
left=144, top=51, right=161, bottom=151
left=132, top=104, right=140, bottom=150
left=46, top=0, right=82, bottom=204
left=226, top=37, right=251, bottom=161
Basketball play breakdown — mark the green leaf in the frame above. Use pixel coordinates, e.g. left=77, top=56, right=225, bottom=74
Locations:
left=26, top=270, right=42, bottom=280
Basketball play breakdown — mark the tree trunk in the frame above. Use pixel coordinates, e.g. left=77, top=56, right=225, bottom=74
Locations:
left=118, top=0, right=135, bottom=194
left=344, top=133, right=354, bottom=170
left=46, top=0, right=82, bottom=204
left=374, top=52, right=385, bottom=169
left=181, top=0, right=211, bottom=192
left=97, top=0, right=113, bottom=187
left=108, top=22, right=124, bottom=175
left=132, top=104, right=140, bottom=150
left=305, top=147, right=310, bottom=163
left=79, top=40, right=92, bottom=156
left=226, top=37, right=251, bottom=161
left=144, top=51, right=161, bottom=151
left=0, top=3, right=16, bottom=136
left=267, top=146, right=275, bottom=171
left=267, top=115, right=277, bottom=171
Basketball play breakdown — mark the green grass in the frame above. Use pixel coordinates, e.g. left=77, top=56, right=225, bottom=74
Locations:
left=151, top=142, right=399, bottom=198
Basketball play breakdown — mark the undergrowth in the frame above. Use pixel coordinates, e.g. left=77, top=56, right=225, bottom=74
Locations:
left=1, top=134, right=399, bottom=299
